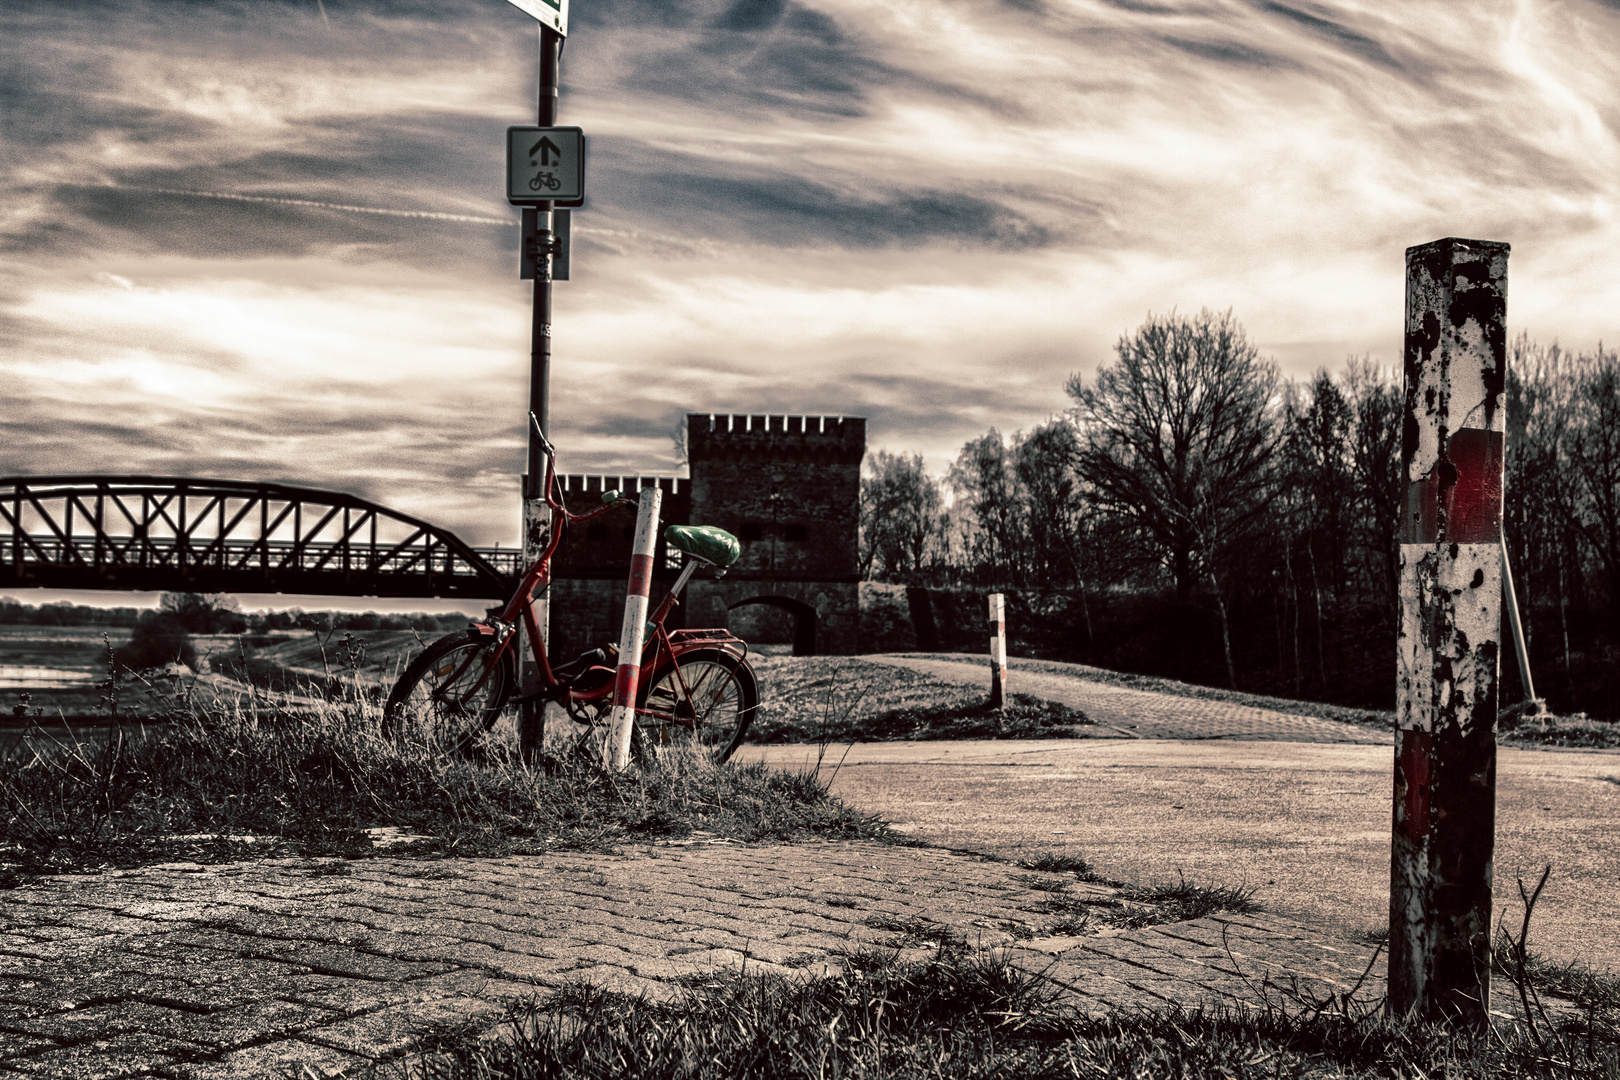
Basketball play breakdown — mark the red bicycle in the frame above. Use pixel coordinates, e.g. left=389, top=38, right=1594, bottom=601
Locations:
left=382, top=418, right=756, bottom=762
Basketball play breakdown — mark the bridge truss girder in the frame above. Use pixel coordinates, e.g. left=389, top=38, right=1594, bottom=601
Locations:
left=0, top=476, right=516, bottom=600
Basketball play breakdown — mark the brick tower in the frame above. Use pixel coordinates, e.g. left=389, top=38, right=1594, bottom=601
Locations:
left=683, top=413, right=864, bottom=654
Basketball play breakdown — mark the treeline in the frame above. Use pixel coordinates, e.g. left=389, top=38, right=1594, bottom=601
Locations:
left=0, top=600, right=143, bottom=627
left=0, top=594, right=474, bottom=634
left=862, top=310, right=1620, bottom=721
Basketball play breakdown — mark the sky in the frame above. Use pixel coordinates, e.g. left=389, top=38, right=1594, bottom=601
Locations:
left=7, top=0, right=1620, bottom=573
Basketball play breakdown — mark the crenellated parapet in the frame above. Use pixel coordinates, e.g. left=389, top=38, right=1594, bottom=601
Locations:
left=548, top=412, right=866, bottom=658
left=687, top=415, right=865, bottom=464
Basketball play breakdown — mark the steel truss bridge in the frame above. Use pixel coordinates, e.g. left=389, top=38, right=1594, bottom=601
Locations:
left=1, top=477, right=521, bottom=600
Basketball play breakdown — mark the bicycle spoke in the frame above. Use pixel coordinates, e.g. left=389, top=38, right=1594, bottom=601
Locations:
left=384, top=636, right=511, bottom=753
left=635, top=649, right=757, bottom=762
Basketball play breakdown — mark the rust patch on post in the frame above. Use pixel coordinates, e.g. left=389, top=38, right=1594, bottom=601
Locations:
left=1395, top=729, right=1432, bottom=839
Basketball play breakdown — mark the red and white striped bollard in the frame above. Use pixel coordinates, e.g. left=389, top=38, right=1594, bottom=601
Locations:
left=607, top=485, right=662, bottom=769
left=988, top=593, right=1007, bottom=709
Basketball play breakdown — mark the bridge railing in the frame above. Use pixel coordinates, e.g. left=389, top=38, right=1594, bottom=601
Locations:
left=0, top=535, right=525, bottom=577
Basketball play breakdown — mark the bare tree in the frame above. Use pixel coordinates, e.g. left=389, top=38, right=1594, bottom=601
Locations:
left=1342, top=357, right=1403, bottom=602
left=1566, top=347, right=1620, bottom=627
left=948, top=431, right=1022, bottom=588
left=859, top=451, right=942, bottom=581
left=1066, top=309, right=1280, bottom=606
left=159, top=591, right=245, bottom=634
left=1014, top=419, right=1087, bottom=584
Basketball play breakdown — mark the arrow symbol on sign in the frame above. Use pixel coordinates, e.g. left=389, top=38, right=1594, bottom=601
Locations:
left=529, top=136, right=562, bottom=166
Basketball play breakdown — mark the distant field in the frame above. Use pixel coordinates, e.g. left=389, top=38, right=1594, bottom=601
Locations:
left=0, top=625, right=132, bottom=671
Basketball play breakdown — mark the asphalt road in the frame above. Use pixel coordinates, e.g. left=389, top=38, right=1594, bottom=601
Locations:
left=740, top=739, right=1620, bottom=974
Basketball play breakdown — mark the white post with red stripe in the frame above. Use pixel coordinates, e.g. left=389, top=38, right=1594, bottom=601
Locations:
left=988, top=593, right=1007, bottom=709
left=1390, top=237, right=1509, bottom=1028
left=606, top=485, right=662, bottom=769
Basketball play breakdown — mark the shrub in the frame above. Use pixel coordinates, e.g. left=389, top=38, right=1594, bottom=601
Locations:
left=114, top=612, right=196, bottom=672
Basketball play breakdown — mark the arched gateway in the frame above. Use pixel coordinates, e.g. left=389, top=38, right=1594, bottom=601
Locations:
left=727, top=595, right=817, bottom=656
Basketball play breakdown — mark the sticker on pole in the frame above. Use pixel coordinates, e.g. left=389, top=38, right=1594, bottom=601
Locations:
left=506, top=126, right=584, bottom=205
left=505, top=0, right=567, bottom=37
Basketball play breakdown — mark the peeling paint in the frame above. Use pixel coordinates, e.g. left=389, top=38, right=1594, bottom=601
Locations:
left=523, top=497, right=550, bottom=560
left=1391, top=237, right=1507, bottom=1029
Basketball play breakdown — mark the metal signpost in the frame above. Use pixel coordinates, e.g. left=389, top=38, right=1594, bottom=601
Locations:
left=1391, top=236, right=1510, bottom=1027
left=503, top=0, right=580, bottom=757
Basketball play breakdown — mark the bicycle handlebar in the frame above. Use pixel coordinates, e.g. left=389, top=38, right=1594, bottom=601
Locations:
left=528, top=411, right=556, bottom=460
left=527, top=411, right=637, bottom=525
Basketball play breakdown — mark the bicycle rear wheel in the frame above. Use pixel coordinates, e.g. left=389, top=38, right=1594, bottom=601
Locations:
left=634, top=648, right=757, bottom=763
left=383, top=632, right=513, bottom=753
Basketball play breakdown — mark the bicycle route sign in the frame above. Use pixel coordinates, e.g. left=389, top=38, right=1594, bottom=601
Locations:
left=504, top=0, right=567, bottom=37
left=506, top=126, right=585, bottom=205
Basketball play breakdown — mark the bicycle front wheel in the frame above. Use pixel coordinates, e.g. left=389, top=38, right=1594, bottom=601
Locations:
left=383, top=632, right=513, bottom=753
left=635, top=648, right=757, bottom=763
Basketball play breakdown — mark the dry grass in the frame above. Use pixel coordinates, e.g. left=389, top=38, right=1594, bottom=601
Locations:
left=747, top=655, right=1090, bottom=743
left=0, top=671, right=893, bottom=876
left=413, top=946, right=1620, bottom=1080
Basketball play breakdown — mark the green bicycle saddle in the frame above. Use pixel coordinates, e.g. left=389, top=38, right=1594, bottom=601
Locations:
left=664, top=525, right=741, bottom=568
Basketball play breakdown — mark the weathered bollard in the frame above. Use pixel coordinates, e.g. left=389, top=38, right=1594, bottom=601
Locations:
left=988, top=593, right=1007, bottom=709
left=607, top=485, right=662, bottom=769
left=1391, top=237, right=1509, bottom=1027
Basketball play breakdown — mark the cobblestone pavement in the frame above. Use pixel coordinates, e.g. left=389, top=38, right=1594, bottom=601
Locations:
left=871, top=654, right=1392, bottom=744
left=0, top=841, right=1417, bottom=1079
left=0, top=662, right=1530, bottom=1078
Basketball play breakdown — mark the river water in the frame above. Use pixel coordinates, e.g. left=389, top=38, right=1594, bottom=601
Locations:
left=0, top=666, right=98, bottom=689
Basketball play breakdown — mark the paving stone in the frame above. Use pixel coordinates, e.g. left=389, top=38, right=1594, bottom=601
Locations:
left=300, top=996, right=506, bottom=1059
left=53, top=911, right=163, bottom=937
left=1, top=1032, right=209, bottom=1078
left=7, top=997, right=340, bottom=1051
left=560, top=966, right=682, bottom=1000
left=476, top=953, right=581, bottom=983
left=172, top=1036, right=373, bottom=1079
left=774, top=930, right=860, bottom=954
left=0, top=1029, right=57, bottom=1056
left=3, top=924, right=112, bottom=944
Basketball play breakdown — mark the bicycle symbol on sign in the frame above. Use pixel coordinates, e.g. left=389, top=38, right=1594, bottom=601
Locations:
left=529, top=172, right=562, bottom=191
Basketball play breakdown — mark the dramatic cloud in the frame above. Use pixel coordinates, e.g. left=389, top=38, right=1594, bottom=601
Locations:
left=6, top=0, right=1620, bottom=558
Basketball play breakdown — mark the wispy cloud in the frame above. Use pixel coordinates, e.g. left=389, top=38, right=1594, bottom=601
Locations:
left=5, top=0, right=1620, bottom=554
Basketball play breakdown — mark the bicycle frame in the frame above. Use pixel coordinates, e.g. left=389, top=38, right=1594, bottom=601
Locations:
left=435, top=417, right=748, bottom=729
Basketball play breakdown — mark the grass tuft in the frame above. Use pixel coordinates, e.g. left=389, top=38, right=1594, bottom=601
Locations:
left=412, top=949, right=1620, bottom=1080
left=862, top=914, right=964, bottom=950
left=0, top=689, right=893, bottom=875
left=1017, top=852, right=1100, bottom=879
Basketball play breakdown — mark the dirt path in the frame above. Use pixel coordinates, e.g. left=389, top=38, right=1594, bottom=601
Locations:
left=866, top=654, right=1388, bottom=743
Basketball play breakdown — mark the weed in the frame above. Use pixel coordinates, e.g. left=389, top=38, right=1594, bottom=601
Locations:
left=1016, top=852, right=1099, bottom=880
left=1044, top=914, right=1092, bottom=936
left=1112, top=876, right=1262, bottom=927
left=862, top=914, right=963, bottom=950
left=748, top=657, right=1089, bottom=744
left=779, top=953, right=829, bottom=970
left=1020, top=874, right=1259, bottom=930
left=825, top=896, right=859, bottom=909
left=306, top=860, right=354, bottom=877
left=1023, top=891, right=1097, bottom=917
left=1013, top=873, right=1073, bottom=892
